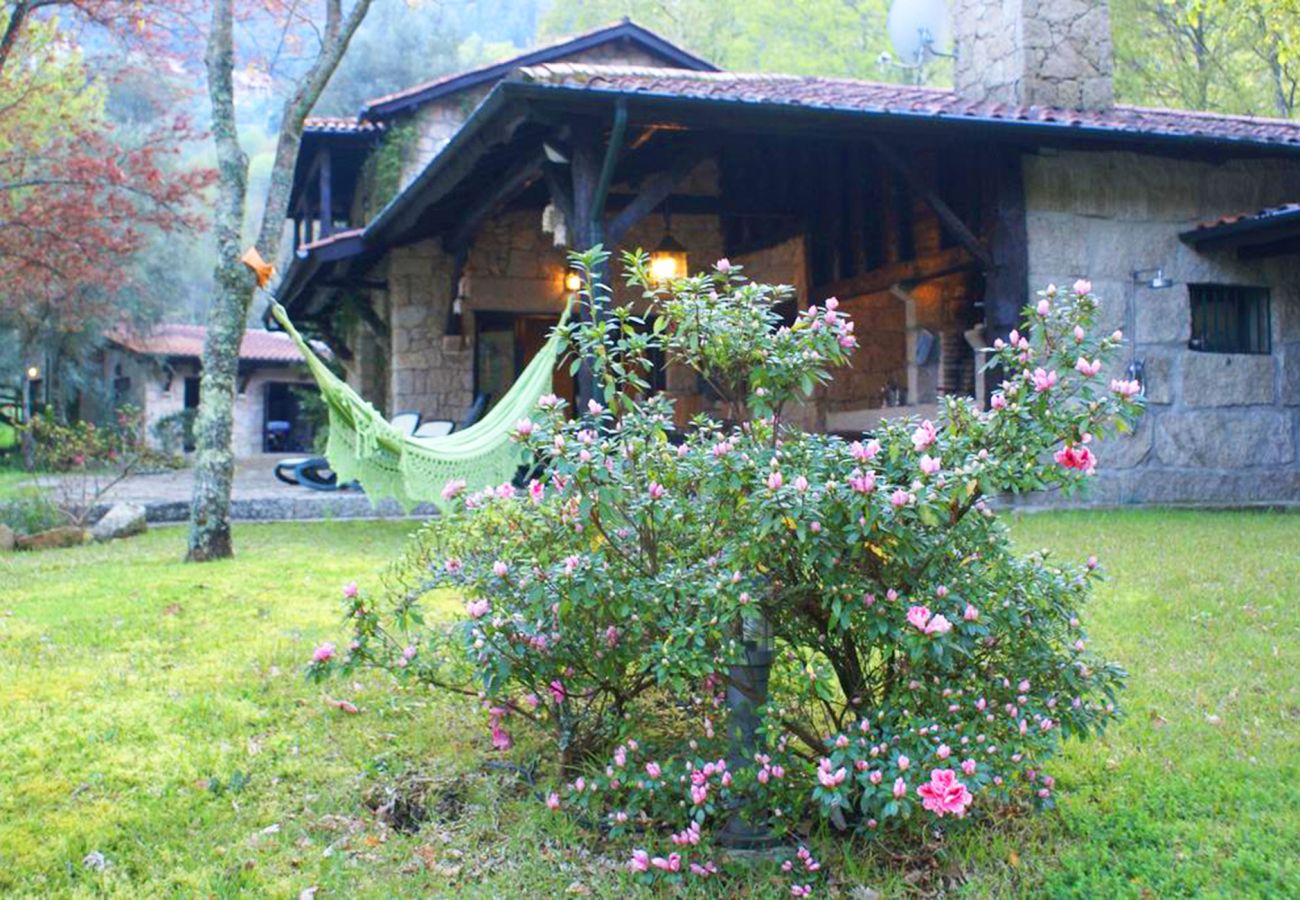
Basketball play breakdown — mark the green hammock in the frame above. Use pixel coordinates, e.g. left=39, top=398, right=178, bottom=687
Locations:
left=269, top=301, right=567, bottom=511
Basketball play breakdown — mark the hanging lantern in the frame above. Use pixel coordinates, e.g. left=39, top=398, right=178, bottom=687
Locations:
left=649, top=233, right=688, bottom=284
left=564, top=270, right=582, bottom=293
left=649, top=209, right=688, bottom=284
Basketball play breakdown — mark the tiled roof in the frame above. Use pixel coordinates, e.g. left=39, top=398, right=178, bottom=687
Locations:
left=106, top=324, right=321, bottom=363
left=1189, top=203, right=1300, bottom=232
left=304, top=116, right=383, bottom=134
left=515, top=64, right=1300, bottom=149
left=359, top=20, right=715, bottom=119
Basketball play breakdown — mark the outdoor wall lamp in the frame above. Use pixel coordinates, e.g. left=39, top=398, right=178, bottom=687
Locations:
left=25, top=365, right=40, bottom=381
left=1132, top=267, right=1174, bottom=289
left=564, top=270, right=582, bottom=293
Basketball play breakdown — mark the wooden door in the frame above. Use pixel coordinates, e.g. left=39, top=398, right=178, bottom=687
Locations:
left=517, top=316, right=574, bottom=407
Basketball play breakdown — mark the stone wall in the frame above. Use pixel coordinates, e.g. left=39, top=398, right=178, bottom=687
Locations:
left=1024, top=149, right=1300, bottom=504
left=385, top=240, right=474, bottom=420
left=952, top=0, right=1114, bottom=109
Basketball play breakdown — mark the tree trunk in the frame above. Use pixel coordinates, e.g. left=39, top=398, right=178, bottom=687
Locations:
left=186, top=0, right=249, bottom=562
left=186, top=0, right=373, bottom=561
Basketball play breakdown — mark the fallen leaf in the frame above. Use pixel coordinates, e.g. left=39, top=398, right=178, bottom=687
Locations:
left=163, top=603, right=182, bottom=616
left=566, top=882, right=590, bottom=895
left=1205, top=714, right=1222, bottom=726
left=1009, top=850, right=1021, bottom=868
left=324, top=696, right=359, bottom=715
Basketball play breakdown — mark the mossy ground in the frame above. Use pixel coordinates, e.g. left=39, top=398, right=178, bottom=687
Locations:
left=0, top=511, right=1296, bottom=897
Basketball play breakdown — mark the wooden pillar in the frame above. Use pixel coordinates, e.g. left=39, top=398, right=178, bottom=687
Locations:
left=318, top=148, right=333, bottom=239
left=982, top=148, right=1027, bottom=401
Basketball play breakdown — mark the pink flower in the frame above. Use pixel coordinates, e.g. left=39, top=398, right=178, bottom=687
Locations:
left=963, top=603, right=979, bottom=621
left=893, top=777, right=907, bottom=798
left=961, top=758, right=977, bottom=776
left=1074, top=325, right=1086, bottom=343
left=647, top=481, right=667, bottom=501
left=651, top=853, right=681, bottom=873
left=767, top=471, right=784, bottom=491
left=342, top=581, right=358, bottom=599
left=604, top=625, right=620, bottom=648
left=491, top=725, right=513, bottom=750
left=816, top=759, right=846, bottom=788
left=890, top=488, right=913, bottom=509
left=1032, top=368, right=1058, bottom=392
left=441, top=478, right=467, bottom=501
left=628, top=849, right=649, bottom=872
left=312, top=642, right=335, bottom=663
left=850, top=439, right=881, bottom=462
left=825, top=296, right=839, bottom=311
left=492, top=560, right=509, bottom=578
left=549, top=680, right=567, bottom=704
left=990, top=393, right=1007, bottom=411
left=898, top=755, right=910, bottom=772
left=514, top=418, right=535, bottom=438
left=919, top=454, right=941, bottom=476
left=925, top=614, right=952, bottom=635
left=528, top=479, right=545, bottom=504
left=645, top=761, right=661, bottom=779
left=1075, top=357, right=1102, bottom=377
left=1111, top=377, right=1141, bottom=398
left=907, top=605, right=932, bottom=631
left=793, top=475, right=810, bottom=493
left=849, top=470, right=876, bottom=494
left=1054, top=444, right=1097, bottom=475
left=465, top=599, right=490, bottom=618
left=869, top=770, right=883, bottom=785
left=715, top=258, right=733, bottom=273
left=792, top=886, right=812, bottom=898
left=587, top=398, right=605, bottom=415
left=911, top=419, right=937, bottom=452
left=917, top=768, right=973, bottom=818
left=537, top=393, right=562, bottom=409
left=1073, top=278, right=1092, bottom=296
left=1036, top=298, right=1051, bottom=316
left=936, top=744, right=951, bottom=760
left=689, top=862, right=717, bottom=878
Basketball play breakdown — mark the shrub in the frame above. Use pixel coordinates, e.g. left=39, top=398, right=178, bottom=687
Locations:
left=313, top=251, right=1141, bottom=888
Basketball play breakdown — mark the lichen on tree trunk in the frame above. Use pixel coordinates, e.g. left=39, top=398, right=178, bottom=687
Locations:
left=186, top=0, right=374, bottom=562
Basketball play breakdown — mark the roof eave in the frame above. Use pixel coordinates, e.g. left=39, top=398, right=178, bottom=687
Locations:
left=358, top=21, right=716, bottom=121
left=1180, top=207, right=1300, bottom=248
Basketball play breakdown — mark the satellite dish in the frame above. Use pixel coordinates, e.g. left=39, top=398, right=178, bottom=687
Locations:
left=887, top=0, right=951, bottom=66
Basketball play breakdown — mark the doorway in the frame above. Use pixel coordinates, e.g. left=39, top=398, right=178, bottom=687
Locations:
left=474, top=312, right=575, bottom=411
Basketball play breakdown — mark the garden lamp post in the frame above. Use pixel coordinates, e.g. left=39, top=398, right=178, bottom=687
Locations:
left=719, top=610, right=782, bottom=850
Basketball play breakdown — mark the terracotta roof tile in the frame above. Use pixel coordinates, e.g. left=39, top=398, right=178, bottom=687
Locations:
left=106, top=323, right=324, bottom=363
left=515, top=64, right=1300, bottom=149
left=1191, top=202, right=1300, bottom=231
left=304, top=116, right=383, bottom=134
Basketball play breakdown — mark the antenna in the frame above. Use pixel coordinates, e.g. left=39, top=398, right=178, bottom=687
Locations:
left=881, top=0, right=952, bottom=79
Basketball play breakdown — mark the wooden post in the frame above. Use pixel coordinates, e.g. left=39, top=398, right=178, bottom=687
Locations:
left=318, top=148, right=333, bottom=238
left=982, top=149, right=1028, bottom=402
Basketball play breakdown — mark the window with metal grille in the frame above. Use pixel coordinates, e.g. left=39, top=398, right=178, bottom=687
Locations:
left=1188, top=284, right=1271, bottom=354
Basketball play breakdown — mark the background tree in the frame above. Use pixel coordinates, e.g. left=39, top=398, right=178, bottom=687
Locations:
left=186, top=0, right=374, bottom=562
left=0, top=5, right=209, bottom=459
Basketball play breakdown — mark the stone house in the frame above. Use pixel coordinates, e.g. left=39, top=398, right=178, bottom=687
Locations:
left=277, top=11, right=1300, bottom=505
left=102, top=325, right=319, bottom=457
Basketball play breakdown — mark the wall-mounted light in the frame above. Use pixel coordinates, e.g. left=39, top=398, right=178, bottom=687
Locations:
left=25, top=365, right=40, bottom=381
left=564, top=270, right=582, bottom=293
left=1132, top=267, right=1174, bottom=289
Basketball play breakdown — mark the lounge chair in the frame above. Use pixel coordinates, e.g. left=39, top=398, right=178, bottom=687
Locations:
left=273, top=411, right=422, bottom=490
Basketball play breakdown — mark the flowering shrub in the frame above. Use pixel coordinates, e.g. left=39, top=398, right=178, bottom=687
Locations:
left=313, top=251, right=1140, bottom=889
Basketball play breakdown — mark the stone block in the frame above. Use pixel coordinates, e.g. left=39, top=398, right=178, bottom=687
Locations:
left=1155, top=410, right=1293, bottom=468
left=1121, top=469, right=1300, bottom=505
left=1134, top=284, right=1190, bottom=344
left=1138, top=350, right=1175, bottom=404
left=1094, top=414, right=1153, bottom=469
left=16, top=526, right=87, bottom=551
left=1181, top=352, right=1275, bottom=406
left=1282, top=345, right=1300, bottom=406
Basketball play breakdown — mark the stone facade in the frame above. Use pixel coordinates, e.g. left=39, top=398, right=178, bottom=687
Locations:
left=1024, top=149, right=1300, bottom=504
left=952, top=0, right=1114, bottom=109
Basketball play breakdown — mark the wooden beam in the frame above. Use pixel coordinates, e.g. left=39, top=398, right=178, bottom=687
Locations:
left=444, top=154, right=543, bottom=253
left=812, top=246, right=976, bottom=301
left=606, top=148, right=710, bottom=246
left=871, top=138, right=995, bottom=270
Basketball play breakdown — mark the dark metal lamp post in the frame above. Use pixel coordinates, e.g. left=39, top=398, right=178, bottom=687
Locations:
left=719, top=611, right=783, bottom=851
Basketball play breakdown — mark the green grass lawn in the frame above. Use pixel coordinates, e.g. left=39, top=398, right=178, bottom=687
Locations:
left=0, top=512, right=1296, bottom=898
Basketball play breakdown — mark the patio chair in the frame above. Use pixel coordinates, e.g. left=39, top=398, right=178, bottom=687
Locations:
left=409, top=393, right=490, bottom=441
left=273, top=411, right=423, bottom=490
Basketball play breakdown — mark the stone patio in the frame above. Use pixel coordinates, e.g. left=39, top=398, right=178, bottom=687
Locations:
left=32, top=455, right=436, bottom=523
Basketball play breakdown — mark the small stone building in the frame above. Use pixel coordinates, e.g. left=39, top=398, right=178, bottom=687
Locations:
left=277, top=11, right=1300, bottom=505
left=102, top=325, right=319, bottom=457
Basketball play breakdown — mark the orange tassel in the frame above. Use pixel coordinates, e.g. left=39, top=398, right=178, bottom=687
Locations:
left=241, top=246, right=275, bottom=288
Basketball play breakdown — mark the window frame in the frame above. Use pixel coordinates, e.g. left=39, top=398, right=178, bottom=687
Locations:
left=1187, top=283, right=1272, bottom=355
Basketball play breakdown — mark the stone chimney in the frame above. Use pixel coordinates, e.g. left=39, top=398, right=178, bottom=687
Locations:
left=952, top=0, right=1114, bottom=109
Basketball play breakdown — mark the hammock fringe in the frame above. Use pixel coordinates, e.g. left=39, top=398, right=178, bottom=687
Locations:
left=268, top=301, right=567, bottom=511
